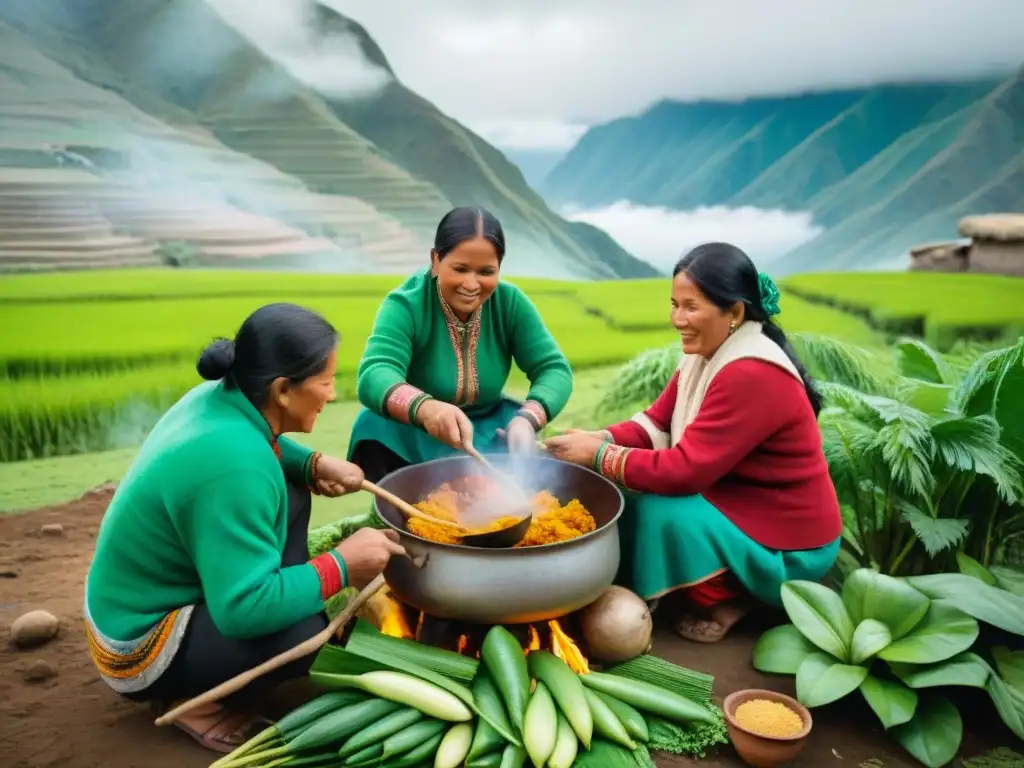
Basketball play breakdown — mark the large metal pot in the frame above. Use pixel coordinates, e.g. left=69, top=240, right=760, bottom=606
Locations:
left=375, top=454, right=624, bottom=625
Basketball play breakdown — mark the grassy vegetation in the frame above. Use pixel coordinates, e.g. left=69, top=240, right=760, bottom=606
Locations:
left=573, top=278, right=882, bottom=345
left=0, top=365, right=619, bottom=524
left=782, top=272, right=1024, bottom=348
left=3, top=266, right=1021, bottom=514
left=0, top=269, right=891, bottom=462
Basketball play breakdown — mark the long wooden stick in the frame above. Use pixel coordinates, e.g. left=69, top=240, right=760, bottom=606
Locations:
left=360, top=480, right=466, bottom=532
left=154, top=560, right=419, bottom=727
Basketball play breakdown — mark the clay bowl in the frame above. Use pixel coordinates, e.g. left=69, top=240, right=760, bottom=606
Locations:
left=722, top=689, right=812, bottom=768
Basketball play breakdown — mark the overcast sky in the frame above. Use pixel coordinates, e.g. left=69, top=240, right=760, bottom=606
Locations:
left=211, top=0, right=1024, bottom=151
left=337, top=0, right=1024, bottom=149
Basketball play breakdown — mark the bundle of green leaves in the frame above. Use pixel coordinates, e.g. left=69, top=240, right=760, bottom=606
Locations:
left=752, top=569, right=1024, bottom=768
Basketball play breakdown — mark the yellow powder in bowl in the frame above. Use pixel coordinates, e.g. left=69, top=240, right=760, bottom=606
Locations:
left=734, top=698, right=804, bottom=738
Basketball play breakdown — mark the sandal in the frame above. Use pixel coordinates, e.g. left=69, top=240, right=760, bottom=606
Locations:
left=675, top=602, right=750, bottom=644
left=675, top=615, right=729, bottom=644
left=156, top=702, right=273, bottom=754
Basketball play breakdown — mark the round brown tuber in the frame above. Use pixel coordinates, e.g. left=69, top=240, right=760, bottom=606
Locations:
left=579, top=586, right=653, bottom=664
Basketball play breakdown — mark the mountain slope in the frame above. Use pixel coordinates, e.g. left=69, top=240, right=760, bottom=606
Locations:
left=320, top=11, right=650, bottom=279
left=542, top=74, right=1022, bottom=274
left=0, top=19, right=366, bottom=271
left=772, top=70, right=1024, bottom=273
left=0, top=0, right=655, bottom=278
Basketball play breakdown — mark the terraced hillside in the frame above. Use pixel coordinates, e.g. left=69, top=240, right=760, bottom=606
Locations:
left=0, top=0, right=655, bottom=279
left=0, top=171, right=159, bottom=271
left=543, top=72, right=1024, bottom=273
left=0, top=18, right=427, bottom=271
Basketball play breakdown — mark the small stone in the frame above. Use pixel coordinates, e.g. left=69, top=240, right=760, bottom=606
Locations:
left=40, top=524, right=64, bottom=537
left=0, top=569, right=17, bottom=579
left=10, top=610, right=60, bottom=649
left=24, top=659, right=57, bottom=683
left=81, top=481, right=117, bottom=501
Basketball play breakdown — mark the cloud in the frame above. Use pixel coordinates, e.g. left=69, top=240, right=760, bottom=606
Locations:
left=204, top=0, right=391, bottom=99
left=468, top=120, right=589, bottom=151
left=561, top=201, right=824, bottom=272
left=335, top=0, right=1024, bottom=127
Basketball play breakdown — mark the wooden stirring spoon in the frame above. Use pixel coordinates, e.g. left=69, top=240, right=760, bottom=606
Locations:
left=360, top=480, right=465, bottom=532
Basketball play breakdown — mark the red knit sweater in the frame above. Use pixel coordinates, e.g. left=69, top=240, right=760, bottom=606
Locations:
left=604, top=359, right=841, bottom=551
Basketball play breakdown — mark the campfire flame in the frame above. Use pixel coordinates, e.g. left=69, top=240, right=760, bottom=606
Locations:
left=378, top=596, right=415, bottom=640
left=368, top=591, right=590, bottom=674
left=370, top=589, right=593, bottom=671
left=526, top=626, right=541, bottom=651
left=549, top=620, right=590, bottom=674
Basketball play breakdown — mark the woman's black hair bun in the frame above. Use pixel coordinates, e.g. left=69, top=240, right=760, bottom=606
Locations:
left=196, top=338, right=236, bottom=381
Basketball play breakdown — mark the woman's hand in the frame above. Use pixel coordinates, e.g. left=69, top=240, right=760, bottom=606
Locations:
left=417, top=400, right=474, bottom=450
left=560, top=428, right=610, bottom=440
left=314, top=455, right=365, bottom=497
left=334, top=528, right=407, bottom=589
left=543, top=432, right=607, bottom=467
left=504, top=416, right=539, bottom=454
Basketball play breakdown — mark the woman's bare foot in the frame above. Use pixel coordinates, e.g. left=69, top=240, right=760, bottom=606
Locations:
left=675, top=602, right=749, bottom=644
left=163, top=701, right=272, bottom=753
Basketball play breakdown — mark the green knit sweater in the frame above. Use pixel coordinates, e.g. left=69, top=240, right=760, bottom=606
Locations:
left=357, top=269, right=573, bottom=423
left=86, top=381, right=329, bottom=641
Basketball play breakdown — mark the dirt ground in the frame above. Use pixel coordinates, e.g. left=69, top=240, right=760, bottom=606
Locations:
left=0, top=489, right=1015, bottom=768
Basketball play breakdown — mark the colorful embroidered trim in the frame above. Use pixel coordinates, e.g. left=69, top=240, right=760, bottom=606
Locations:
left=308, top=451, right=323, bottom=495
left=83, top=600, right=194, bottom=694
left=86, top=610, right=180, bottom=681
left=516, top=400, right=548, bottom=431
left=436, top=278, right=482, bottom=406
left=310, top=551, right=345, bottom=599
left=594, top=442, right=631, bottom=487
left=384, top=383, right=433, bottom=425
left=329, top=550, right=349, bottom=589
left=270, top=436, right=282, bottom=460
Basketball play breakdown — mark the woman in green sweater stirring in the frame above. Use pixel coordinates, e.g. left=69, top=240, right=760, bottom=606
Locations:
left=348, top=206, right=574, bottom=478
left=85, top=303, right=406, bottom=753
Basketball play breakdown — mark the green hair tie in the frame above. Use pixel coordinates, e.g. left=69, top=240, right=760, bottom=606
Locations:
left=757, top=272, right=782, bottom=317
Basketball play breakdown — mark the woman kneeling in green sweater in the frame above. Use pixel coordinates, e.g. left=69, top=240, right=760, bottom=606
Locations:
left=348, top=206, right=574, bottom=479
left=85, top=303, right=405, bottom=753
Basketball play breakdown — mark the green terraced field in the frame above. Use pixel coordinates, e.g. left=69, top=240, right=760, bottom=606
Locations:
left=571, top=279, right=883, bottom=345
left=782, top=271, right=1024, bottom=347
left=7, top=267, right=1019, bottom=464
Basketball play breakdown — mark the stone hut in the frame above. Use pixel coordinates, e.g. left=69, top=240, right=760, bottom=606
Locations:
left=957, top=214, right=1024, bottom=277
left=908, top=241, right=969, bottom=272
left=909, top=213, right=1024, bottom=277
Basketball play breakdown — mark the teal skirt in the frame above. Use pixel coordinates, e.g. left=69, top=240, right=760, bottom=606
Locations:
left=615, top=492, right=840, bottom=607
left=346, top=397, right=523, bottom=467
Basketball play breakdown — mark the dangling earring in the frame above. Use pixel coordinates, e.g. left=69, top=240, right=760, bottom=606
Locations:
left=728, top=322, right=737, bottom=335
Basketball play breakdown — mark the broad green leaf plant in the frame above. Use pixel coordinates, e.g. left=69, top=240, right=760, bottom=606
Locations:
left=820, top=337, right=1024, bottom=575
left=753, top=569, right=1024, bottom=767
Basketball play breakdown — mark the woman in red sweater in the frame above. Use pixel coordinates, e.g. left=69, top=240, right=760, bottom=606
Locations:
left=545, top=243, right=842, bottom=643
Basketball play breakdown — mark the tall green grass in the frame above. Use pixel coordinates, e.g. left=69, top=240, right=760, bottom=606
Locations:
left=781, top=272, right=1024, bottom=348
left=574, top=281, right=883, bottom=345
left=5, top=268, right=1013, bottom=464
left=0, top=295, right=382, bottom=376
left=0, top=275, right=682, bottom=461
left=0, top=362, right=198, bottom=461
